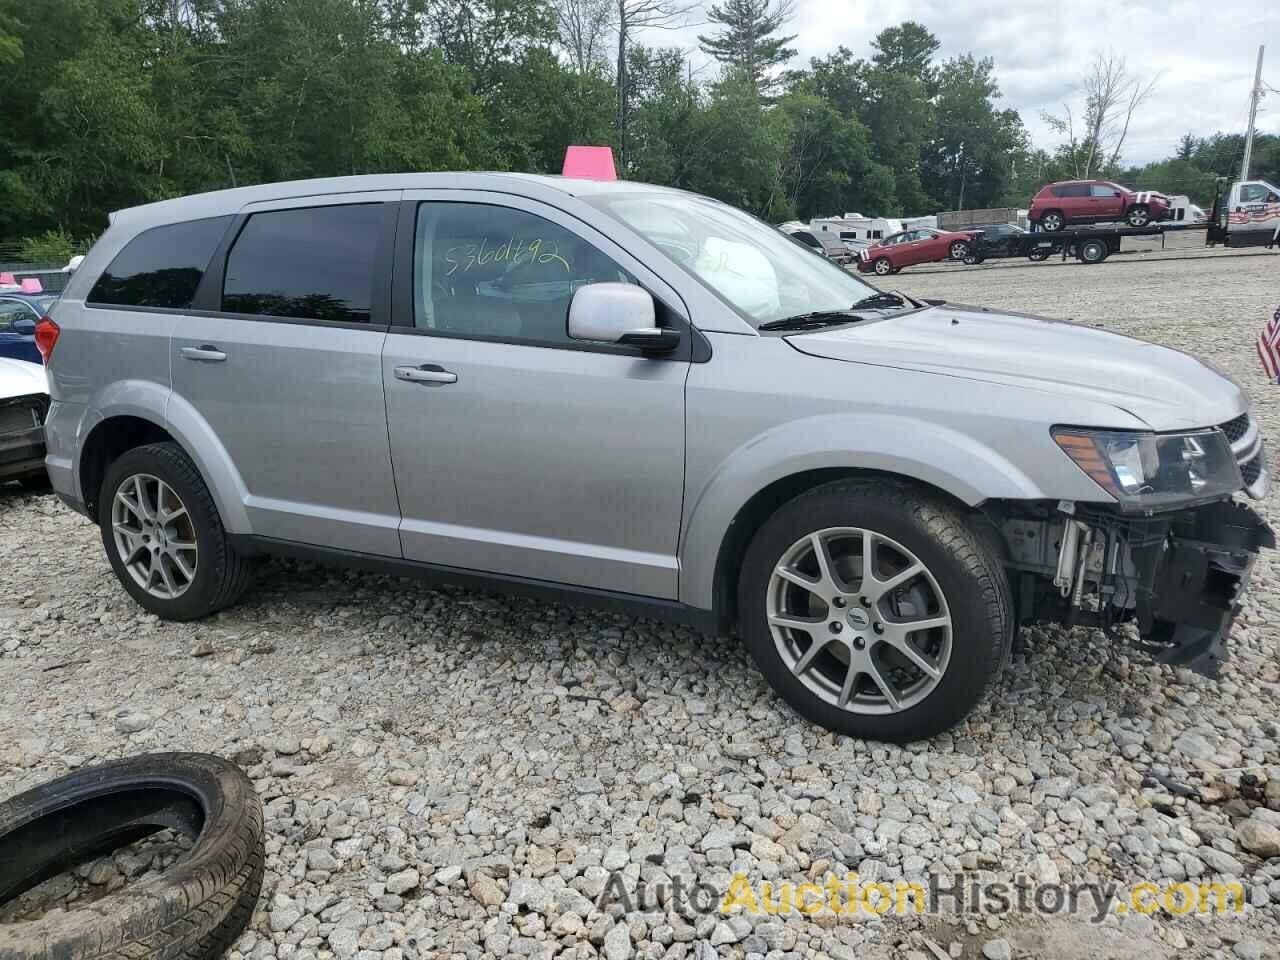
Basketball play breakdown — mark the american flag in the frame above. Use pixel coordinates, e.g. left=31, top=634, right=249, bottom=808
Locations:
left=1258, top=304, right=1280, bottom=382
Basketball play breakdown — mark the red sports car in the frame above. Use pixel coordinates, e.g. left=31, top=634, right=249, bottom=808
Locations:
left=1028, top=180, right=1170, bottom=232
left=856, top=228, right=977, bottom=276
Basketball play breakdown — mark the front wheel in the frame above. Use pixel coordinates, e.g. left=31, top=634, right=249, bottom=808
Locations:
left=873, top=257, right=895, bottom=276
left=1027, top=250, right=1051, bottom=262
left=1038, top=211, right=1064, bottom=233
left=949, top=240, right=970, bottom=260
left=738, top=479, right=1012, bottom=742
left=1126, top=204, right=1151, bottom=227
left=99, top=442, right=252, bottom=620
left=963, top=254, right=985, bottom=265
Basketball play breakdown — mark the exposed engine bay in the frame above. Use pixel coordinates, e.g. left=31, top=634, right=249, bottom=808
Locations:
left=991, top=498, right=1275, bottom=676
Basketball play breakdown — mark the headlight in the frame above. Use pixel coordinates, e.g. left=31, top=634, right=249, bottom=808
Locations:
left=1053, top=427, right=1241, bottom=511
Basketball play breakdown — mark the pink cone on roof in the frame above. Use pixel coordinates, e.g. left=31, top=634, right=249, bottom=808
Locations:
left=562, top=146, right=617, bottom=181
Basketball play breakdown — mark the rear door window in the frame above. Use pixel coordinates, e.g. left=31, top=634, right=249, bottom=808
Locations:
left=88, top=216, right=231, bottom=309
left=222, top=204, right=389, bottom=324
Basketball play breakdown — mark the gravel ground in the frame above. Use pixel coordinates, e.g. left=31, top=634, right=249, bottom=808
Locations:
left=2, top=244, right=1280, bottom=960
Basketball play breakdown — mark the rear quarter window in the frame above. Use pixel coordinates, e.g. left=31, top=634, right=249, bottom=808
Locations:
left=88, top=216, right=232, bottom=309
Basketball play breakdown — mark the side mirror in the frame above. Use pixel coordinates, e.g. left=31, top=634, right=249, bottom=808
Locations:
left=568, top=282, right=680, bottom=354
left=12, top=318, right=36, bottom=335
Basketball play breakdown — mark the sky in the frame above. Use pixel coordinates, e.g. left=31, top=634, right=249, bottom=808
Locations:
left=655, top=0, right=1280, bottom=166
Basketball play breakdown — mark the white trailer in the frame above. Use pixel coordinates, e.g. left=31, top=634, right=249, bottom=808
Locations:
left=810, top=216, right=902, bottom=257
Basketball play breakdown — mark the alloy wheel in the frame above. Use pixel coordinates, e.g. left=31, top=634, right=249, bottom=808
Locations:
left=874, top=258, right=892, bottom=275
left=949, top=241, right=968, bottom=259
left=111, top=473, right=199, bottom=599
left=1041, top=214, right=1063, bottom=232
left=766, top=527, right=952, bottom=715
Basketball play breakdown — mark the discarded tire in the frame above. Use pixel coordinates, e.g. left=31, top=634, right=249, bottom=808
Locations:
left=0, top=753, right=264, bottom=960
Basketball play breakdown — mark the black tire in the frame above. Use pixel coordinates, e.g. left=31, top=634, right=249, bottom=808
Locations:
left=738, top=479, right=1011, bottom=742
left=99, top=442, right=251, bottom=621
left=1078, top=239, right=1108, bottom=264
left=1125, top=204, right=1150, bottom=227
left=963, top=255, right=985, bottom=265
left=1027, top=250, right=1051, bottom=262
left=0, top=753, right=264, bottom=960
left=948, top=240, right=970, bottom=261
left=872, top=257, right=894, bottom=277
left=1037, top=211, right=1064, bottom=233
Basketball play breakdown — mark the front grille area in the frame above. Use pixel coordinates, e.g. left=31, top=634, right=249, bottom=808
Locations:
left=1243, top=456, right=1263, bottom=487
left=1221, top=412, right=1268, bottom=498
left=1220, top=413, right=1251, bottom=444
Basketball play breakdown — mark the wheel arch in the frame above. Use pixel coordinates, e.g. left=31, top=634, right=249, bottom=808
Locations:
left=705, top=467, right=981, bottom=635
left=681, top=416, right=1046, bottom=632
left=78, top=393, right=251, bottom=534
left=79, top=415, right=176, bottom=520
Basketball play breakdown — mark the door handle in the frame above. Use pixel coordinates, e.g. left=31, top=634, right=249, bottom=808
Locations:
left=180, top=345, right=227, bottom=363
left=394, top=363, right=457, bottom=385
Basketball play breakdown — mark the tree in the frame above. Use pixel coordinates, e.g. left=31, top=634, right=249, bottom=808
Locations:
left=869, top=21, right=938, bottom=88
left=1042, top=51, right=1160, bottom=177
left=613, top=0, right=696, bottom=168
left=923, top=55, right=1026, bottom=210
left=552, top=0, right=612, bottom=75
left=697, top=0, right=796, bottom=92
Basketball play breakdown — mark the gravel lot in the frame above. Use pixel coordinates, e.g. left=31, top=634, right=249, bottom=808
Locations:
left=2, top=243, right=1280, bottom=960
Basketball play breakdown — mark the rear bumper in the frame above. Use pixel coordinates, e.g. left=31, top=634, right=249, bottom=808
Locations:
left=0, top=432, right=46, bottom=479
left=0, top=396, right=47, bottom=481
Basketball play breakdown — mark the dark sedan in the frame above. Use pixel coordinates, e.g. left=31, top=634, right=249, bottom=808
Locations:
left=0, top=293, right=55, bottom=364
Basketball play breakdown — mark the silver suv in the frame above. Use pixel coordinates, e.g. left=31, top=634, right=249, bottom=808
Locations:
left=39, top=173, right=1273, bottom=742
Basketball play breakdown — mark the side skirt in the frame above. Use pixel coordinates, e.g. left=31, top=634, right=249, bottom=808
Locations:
left=229, top=534, right=719, bottom=634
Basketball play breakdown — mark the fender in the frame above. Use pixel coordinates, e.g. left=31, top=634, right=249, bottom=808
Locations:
left=162, top=389, right=253, bottom=533
left=72, top=381, right=253, bottom=534
left=677, top=413, right=1051, bottom=611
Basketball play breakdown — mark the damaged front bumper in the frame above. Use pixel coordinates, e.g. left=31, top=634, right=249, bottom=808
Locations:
left=1001, top=499, right=1274, bottom=677
left=1131, top=500, right=1274, bottom=675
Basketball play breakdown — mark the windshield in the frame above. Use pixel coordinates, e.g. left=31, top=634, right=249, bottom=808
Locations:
left=587, top=192, right=878, bottom=328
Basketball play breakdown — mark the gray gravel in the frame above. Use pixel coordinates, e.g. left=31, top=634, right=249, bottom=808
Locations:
left=2, top=243, right=1280, bottom=959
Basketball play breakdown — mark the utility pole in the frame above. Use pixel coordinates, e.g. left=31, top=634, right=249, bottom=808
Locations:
left=1241, top=45, right=1265, bottom=182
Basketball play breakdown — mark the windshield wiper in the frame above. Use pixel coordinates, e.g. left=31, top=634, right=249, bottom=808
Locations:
left=758, top=311, right=866, bottom=331
left=850, top=291, right=907, bottom=310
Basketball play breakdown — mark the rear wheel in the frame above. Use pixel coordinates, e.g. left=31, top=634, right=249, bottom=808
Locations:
left=1126, top=204, right=1151, bottom=227
left=738, top=479, right=1011, bottom=742
left=1078, top=238, right=1109, bottom=264
left=99, top=442, right=251, bottom=621
left=873, top=257, right=895, bottom=276
left=1038, top=211, right=1064, bottom=233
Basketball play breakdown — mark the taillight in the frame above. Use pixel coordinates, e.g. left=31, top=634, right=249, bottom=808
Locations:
left=34, top=316, right=60, bottom=365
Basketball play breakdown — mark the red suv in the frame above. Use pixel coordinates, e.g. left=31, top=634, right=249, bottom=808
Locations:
left=1029, top=180, right=1170, bottom=232
left=856, top=228, right=976, bottom=276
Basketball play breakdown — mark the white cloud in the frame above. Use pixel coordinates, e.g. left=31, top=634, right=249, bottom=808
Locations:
left=641, top=0, right=1280, bottom=165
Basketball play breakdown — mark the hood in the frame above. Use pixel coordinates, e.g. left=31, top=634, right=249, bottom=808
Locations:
left=786, top=304, right=1245, bottom=431
left=0, top=357, right=49, bottom=400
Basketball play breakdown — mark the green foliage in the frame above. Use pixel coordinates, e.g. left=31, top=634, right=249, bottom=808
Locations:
left=17, top=229, right=86, bottom=263
left=0, top=3, right=1265, bottom=241
left=697, top=0, right=797, bottom=92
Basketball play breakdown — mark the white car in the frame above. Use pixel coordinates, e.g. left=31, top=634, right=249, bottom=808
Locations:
left=0, top=357, right=49, bottom=487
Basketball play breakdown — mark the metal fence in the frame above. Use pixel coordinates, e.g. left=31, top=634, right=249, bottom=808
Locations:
left=0, top=261, right=71, bottom=295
